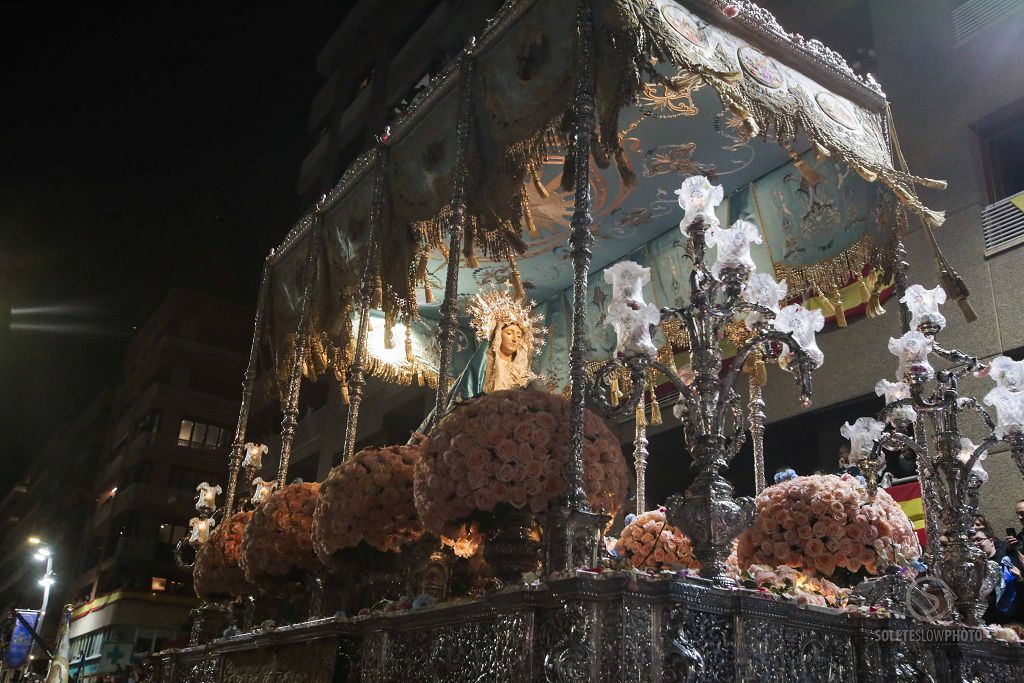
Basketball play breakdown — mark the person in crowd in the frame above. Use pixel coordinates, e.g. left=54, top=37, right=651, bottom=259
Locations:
left=975, top=515, right=1007, bottom=555
left=974, top=529, right=1024, bottom=624
left=1005, top=499, right=1024, bottom=553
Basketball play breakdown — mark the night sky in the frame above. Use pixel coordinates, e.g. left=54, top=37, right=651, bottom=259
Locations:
left=0, top=2, right=351, bottom=490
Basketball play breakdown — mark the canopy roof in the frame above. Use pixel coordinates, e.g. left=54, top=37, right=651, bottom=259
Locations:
left=261, top=0, right=944, bottom=395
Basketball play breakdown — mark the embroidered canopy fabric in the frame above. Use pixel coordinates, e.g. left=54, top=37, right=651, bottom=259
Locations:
left=262, top=0, right=943, bottom=393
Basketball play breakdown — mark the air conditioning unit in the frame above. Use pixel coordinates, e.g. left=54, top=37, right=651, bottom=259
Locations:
left=982, top=191, right=1024, bottom=257
left=954, top=0, right=1024, bottom=46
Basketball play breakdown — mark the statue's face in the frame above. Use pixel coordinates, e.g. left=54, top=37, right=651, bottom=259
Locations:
left=499, top=324, right=523, bottom=355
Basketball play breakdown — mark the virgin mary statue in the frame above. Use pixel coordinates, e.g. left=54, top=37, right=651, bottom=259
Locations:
left=419, top=285, right=543, bottom=433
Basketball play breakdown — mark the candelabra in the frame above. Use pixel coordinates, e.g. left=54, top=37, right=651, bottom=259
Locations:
left=595, top=176, right=820, bottom=585
left=174, top=482, right=221, bottom=570
left=853, top=285, right=1023, bottom=624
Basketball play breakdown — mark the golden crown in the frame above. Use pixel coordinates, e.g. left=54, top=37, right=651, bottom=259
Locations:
left=467, top=284, right=545, bottom=354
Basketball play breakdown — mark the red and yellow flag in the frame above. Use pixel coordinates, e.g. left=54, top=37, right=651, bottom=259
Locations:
left=886, top=480, right=926, bottom=546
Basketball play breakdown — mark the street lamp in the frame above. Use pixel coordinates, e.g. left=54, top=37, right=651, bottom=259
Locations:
left=25, top=538, right=55, bottom=673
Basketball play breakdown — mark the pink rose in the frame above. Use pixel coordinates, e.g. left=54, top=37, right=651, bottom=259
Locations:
left=805, top=538, right=825, bottom=557
left=514, top=423, right=534, bottom=442
left=496, top=440, right=519, bottom=462
left=490, top=482, right=510, bottom=500
left=467, top=468, right=489, bottom=490
left=496, top=464, right=515, bottom=483
left=508, top=487, right=527, bottom=509
left=485, top=430, right=505, bottom=448
left=473, top=488, right=496, bottom=511
left=523, top=478, right=541, bottom=496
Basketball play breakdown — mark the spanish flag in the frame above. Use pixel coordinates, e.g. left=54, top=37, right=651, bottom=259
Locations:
left=886, top=480, right=926, bottom=546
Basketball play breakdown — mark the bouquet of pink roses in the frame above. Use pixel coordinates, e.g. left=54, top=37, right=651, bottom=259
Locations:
left=736, top=473, right=920, bottom=579
left=240, top=482, right=322, bottom=590
left=414, top=389, right=628, bottom=532
left=614, top=509, right=699, bottom=571
left=194, top=510, right=255, bottom=601
left=313, top=444, right=425, bottom=563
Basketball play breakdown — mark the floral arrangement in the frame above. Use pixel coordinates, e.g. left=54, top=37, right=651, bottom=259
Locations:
left=313, top=445, right=425, bottom=564
left=240, top=482, right=321, bottom=589
left=736, top=473, right=920, bottom=580
left=613, top=509, right=699, bottom=571
left=414, top=389, right=628, bottom=532
left=193, top=511, right=254, bottom=601
left=739, top=563, right=848, bottom=608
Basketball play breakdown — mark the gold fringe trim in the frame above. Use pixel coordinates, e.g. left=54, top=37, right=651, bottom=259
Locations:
left=772, top=233, right=892, bottom=299
left=363, top=354, right=438, bottom=390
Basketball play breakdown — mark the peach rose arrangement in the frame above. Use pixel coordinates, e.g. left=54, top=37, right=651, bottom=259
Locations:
left=240, top=482, right=321, bottom=590
left=193, top=510, right=254, bottom=601
left=414, top=389, right=628, bottom=532
left=313, top=445, right=426, bottom=564
left=613, top=509, right=700, bottom=571
left=739, top=563, right=848, bottom=608
left=736, top=473, right=920, bottom=580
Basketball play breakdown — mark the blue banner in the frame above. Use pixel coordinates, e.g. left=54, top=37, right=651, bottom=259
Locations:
left=5, top=609, right=41, bottom=668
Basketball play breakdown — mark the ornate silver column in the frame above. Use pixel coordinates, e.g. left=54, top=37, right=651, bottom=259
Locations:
left=277, top=209, right=324, bottom=488
left=224, top=258, right=272, bottom=519
left=342, top=144, right=388, bottom=461
left=748, top=377, right=766, bottom=496
left=633, top=422, right=648, bottom=514
left=429, top=43, right=475, bottom=434
left=544, top=0, right=607, bottom=573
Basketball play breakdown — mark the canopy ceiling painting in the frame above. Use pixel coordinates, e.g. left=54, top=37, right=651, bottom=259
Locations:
left=261, top=0, right=944, bottom=398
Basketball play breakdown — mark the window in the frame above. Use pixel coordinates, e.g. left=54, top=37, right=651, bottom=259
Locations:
left=177, top=418, right=229, bottom=449
left=979, top=112, right=1024, bottom=202
left=136, top=410, right=160, bottom=436
left=150, top=577, right=167, bottom=592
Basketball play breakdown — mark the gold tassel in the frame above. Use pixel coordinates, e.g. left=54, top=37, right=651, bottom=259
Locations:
left=372, top=277, right=383, bottom=310
left=854, top=166, right=878, bottom=183
left=785, top=142, right=823, bottom=186
left=416, top=253, right=428, bottom=281
left=830, top=290, right=847, bottom=327
left=915, top=176, right=948, bottom=190
left=510, top=257, right=526, bottom=300
left=339, top=376, right=350, bottom=405
left=938, top=267, right=977, bottom=322
left=817, top=288, right=836, bottom=318
left=384, top=322, right=394, bottom=350
left=867, top=284, right=885, bottom=318
left=521, top=186, right=539, bottom=237
left=753, top=357, right=767, bottom=387
left=405, top=326, right=414, bottom=363
left=857, top=276, right=871, bottom=304
left=635, top=401, right=647, bottom=428
left=649, top=389, right=662, bottom=426
left=811, top=141, right=832, bottom=163
left=610, top=376, right=621, bottom=407
left=424, top=286, right=435, bottom=303
left=529, top=162, right=549, bottom=198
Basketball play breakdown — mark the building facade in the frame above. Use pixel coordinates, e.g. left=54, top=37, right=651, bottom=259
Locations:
left=61, top=289, right=249, bottom=679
